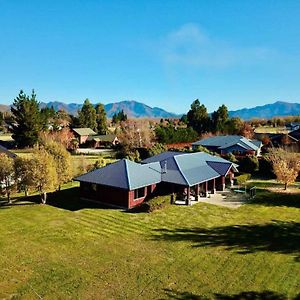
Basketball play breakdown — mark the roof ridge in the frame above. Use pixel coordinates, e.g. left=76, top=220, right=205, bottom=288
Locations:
left=173, top=156, right=190, bottom=186
left=124, top=159, right=131, bottom=190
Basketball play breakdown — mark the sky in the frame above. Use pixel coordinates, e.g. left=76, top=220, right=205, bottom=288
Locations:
left=0, top=0, right=300, bottom=114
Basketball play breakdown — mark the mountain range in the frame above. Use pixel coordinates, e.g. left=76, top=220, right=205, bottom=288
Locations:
left=0, top=100, right=299, bottom=120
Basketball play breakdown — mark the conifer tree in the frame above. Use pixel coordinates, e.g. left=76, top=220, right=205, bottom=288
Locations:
left=11, top=90, right=44, bottom=147
left=95, top=103, right=107, bottom=134
left=78, top=99, right=97, bottom=131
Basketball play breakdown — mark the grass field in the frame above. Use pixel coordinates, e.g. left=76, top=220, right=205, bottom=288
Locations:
left=0, top=184, right=300, bottom=299
left=254, top=126, right=289, bottom=134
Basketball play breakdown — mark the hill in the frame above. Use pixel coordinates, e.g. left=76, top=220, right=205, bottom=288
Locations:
left=229, top=101, right=300, bottom=120
left=40, top=100, right=178, bottom=118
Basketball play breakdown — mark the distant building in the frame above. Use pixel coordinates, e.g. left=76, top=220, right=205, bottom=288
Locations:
left=192, top=135, right=262, bottom=156
left=72, top=128, right=118, bottom=148
left=72, top=128, right=97, bottom=145
left=286, top=122, right=300, bottom=131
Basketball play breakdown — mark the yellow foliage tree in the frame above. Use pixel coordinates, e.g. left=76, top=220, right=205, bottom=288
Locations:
left=267, top=148, right=300, bottom=190
left=31, top=148, right=58, bottom=204
left=0, top=154, right=14, bottom=203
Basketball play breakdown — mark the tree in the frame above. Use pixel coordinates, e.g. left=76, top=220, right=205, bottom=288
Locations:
left=78, top=99, right=97, bottom=131
left=11, top=90, right=44, bottom=148
left=225, top=117, right=244, bottom=135
left=0, top=154, right=14, bottom=203
left=267, top=148, right=300, bottom=190
left=14, top=157, right=35, bottom=196
left=187, top=99, right=210, bottom=134
left=238, top=155, right=259, bottom=174
left=112, top=110, right=127, bottom=124
left=95, top=103, right=107, bottom=134
left=211, top=104, right=229, bottom=133
left=39, top=139, right=72, bottom=191
left=31, top=148, right=58, bottom=204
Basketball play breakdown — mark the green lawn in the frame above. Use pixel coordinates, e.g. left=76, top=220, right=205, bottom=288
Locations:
left=0, top=184, right=299, bottom=299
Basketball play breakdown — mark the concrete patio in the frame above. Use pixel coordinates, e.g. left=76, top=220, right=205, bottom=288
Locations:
left=175, top=190, right=248, bottom=209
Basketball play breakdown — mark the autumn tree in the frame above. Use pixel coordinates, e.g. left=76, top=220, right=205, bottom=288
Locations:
left=95, top=103, right=107, bottom=134
left=39, top=139, right=72, bottom=191
left=267, top=148, right=300, bottom=190
left=0, top=154, right=14, bottom=203
left=31, top=148, right=58, bottom=204
left=14, top=157, right=35, bottom=196
left=187, top=99, right=210, bottom=134
left=11, top=90, right=44, bottom=147
left=78, top=99, right=97, bottom=131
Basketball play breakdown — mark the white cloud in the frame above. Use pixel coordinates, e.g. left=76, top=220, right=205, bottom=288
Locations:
left=158, top=23, right=272, bottom=68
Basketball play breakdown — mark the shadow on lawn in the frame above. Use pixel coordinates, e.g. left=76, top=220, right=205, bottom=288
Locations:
left=163, top=289, right=299, bottom=300
left=12, top=187, right=117, bottom=211
left=248, top=190, right=300, bottom=209
left=154, top=221, right=300, bottom=261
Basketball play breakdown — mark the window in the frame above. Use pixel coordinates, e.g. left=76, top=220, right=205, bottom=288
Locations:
left=91, top=184, right=97, bottom=192
left=134, top=187, right=145, bottom=200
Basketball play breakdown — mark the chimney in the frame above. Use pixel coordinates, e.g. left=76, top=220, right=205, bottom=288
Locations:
left=162, top=161, right=167, bottom=174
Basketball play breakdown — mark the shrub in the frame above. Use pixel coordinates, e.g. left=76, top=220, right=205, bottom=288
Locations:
left=238, top=155, right=259, bottom=174
left=134, top=195, right=171, bottom=213
left=235, top=173, right=251, bottom=186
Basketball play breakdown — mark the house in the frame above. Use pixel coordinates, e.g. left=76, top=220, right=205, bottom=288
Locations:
left=75, top=159, right=161, bottom=208
left=75, top=151, right=238, bottom=209
left=87, top=134, right=119, bottom=148
left=192, top=135, right=262, bottom=156
left=72, top=128, right=97, bottom=145
left=286, top=122, right=300, bottom=131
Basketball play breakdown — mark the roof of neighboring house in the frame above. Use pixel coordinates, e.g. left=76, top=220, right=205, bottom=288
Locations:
left=192, top=135, right=261, bottom=151
left=72, top=128, right=97, bottom=136
left=74, top=159, right=161, bottom=190
left=87, top=134, right=118, bottom=143
left=289, top=129, right=300, bottom=141
left=0, top=145, right=17, bottom=159
left=143, top=151, right=237, bottom=186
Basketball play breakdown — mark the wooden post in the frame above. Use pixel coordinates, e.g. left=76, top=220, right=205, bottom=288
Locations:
left=211, top=178, right=216, bottom=194
left=195, top=184, right=200, bottom=201
left=205, top=181, right=208, bottom=198
left=186, top=186, right=191, bottom=206
left=221, top=176, right=225, bottom=191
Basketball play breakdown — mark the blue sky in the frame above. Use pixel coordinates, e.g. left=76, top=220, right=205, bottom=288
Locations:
left=0, top=0, right=300, bottom=113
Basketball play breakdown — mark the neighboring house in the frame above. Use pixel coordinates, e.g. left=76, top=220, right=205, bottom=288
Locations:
left=75, top=151, right=238, bottom=209
left=87, top=134, right=119, bottom=148
left=72, top=128, right=97, bottom=145
left=192, top=135, right=262, bottom=156
left=286, top=122, right=300, bottom=131
left=289, top=128, right=300, bottom=141
left=0, top=145, right=17, bottom=159
left=72, top=128, right=119, bottom=148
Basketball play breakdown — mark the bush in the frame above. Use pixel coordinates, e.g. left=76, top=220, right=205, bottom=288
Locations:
left=155, top=126, right=198, bottom=144
left=235, top=173, right=251, bottom=186
left=223, top=152, right=238, bottom=163
left=238, top=155, right=259, bottom=174
left=134, top=195, right=171, bottom=213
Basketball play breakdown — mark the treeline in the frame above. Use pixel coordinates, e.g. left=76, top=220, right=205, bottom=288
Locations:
left=8, top=90, right=109, bottom=148
left=0, top=138, right=72, bottom=204
left=182, top=99, right=251, bottom=137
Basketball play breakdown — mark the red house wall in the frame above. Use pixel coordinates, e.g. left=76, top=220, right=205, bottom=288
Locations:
left=128, top=184, right=157, bottom=209
left=80, top=182, right=157, bottom=209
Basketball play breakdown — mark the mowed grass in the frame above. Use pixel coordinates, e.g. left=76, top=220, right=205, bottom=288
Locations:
left=0, top=184, right=300, bottom=299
